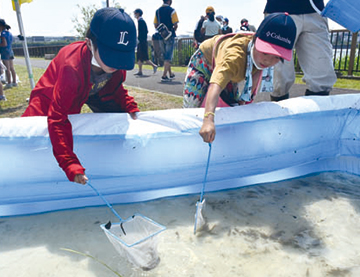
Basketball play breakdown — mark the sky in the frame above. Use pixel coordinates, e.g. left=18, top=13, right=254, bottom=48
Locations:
left=0, top=0, right=342, bottom=37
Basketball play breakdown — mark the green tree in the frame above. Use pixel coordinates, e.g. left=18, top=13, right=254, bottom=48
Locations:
left=72, top=4, right=98, bottom=39
left=72, top=2, right=123, bottom=39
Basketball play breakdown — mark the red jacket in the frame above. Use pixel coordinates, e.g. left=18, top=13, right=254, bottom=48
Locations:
left=22, top=41, right=139, bottom=181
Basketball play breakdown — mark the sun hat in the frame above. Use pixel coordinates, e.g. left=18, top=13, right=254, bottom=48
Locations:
left=206, top=6, right=214, bottom=14
left=216, top=15, right=224, bottom=21
left=90, top=8, right=136, bottom=70
left=255, top=12, right=296, bottom=61
left=0, top=19, right=11, bottom=30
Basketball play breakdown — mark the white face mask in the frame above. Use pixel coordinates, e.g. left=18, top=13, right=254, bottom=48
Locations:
left=251, top=44, right=265, bottom=70
left=90, top=40, right=101, bottom=68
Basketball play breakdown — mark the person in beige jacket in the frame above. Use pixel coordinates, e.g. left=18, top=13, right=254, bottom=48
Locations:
left=183, top=13, right=297, bottom=143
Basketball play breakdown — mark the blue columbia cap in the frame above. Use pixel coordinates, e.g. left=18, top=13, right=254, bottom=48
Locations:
left=90, top=8, right=136, bottom=70
left=255, top=13, right=296, bottom=61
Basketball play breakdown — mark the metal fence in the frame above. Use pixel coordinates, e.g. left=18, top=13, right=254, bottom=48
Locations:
left=13, top=30, right=360, bottom=77
left=13, top=44, right=64, bottom=57
left=330, top=30, right=359, bottom=76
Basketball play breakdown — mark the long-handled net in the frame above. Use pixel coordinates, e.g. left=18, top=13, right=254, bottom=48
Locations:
left=194, top=143, right=212, bottom=234
left=87, top=182, right=166, bottom=270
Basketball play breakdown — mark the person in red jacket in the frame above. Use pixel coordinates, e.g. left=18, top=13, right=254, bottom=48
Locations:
left=22, top=8, right=139, bottom=185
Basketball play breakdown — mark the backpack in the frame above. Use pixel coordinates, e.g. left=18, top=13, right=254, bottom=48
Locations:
left=194, top=17, right=205, bottom=43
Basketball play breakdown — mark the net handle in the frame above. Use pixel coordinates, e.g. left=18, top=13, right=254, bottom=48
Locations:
left=199, top=143, right=212, bottom=202
left=87, top=182, right=124, bottom=222
left=309, top=0, right=323, bottom=15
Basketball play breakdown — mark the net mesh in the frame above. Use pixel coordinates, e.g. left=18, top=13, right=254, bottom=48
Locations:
left=194, top=199, right=206, bottom=233
left=100, top=214, right=165, bottom=270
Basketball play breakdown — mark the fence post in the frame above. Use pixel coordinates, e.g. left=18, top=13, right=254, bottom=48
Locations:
left=348, top=32, right=358, bottom=76
left=178, top=38, right=182, bottom=66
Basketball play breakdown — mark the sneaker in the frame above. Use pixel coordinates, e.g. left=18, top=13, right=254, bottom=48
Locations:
left=11, top=83, right=18, bottom=87
left=161, top=76, right=171, bottom=82
left=153, top=65, right=158, bottom=74
left=169, top=74, right=175, bottom=79
left=0, top=95, right=7, bottom=101
left=134, top=72, right=143, bottom=76
left=4, top=84, right=12, bottom=89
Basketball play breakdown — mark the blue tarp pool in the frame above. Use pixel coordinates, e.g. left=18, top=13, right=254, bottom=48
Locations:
left=1, top=94, right=360, bottom=217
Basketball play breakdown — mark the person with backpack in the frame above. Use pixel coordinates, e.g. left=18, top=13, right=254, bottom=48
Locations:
left=154, top=0, right=179, bottom=82
left=182, top=13, right=297, bottom=143
left=193, top=15, right=206, bottom=49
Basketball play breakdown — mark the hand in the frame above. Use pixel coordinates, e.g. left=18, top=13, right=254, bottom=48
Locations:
left=199, top=118, right=216, bottom=143
left=74, top=174, right=88, bottom=185
left=129, top=112, right=138, bottom=120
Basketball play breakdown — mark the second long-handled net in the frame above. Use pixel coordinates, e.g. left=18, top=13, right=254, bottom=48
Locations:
left=194, top=143, right=212, bottom=234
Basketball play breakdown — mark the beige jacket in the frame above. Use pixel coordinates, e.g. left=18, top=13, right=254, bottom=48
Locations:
left=200, top=34, right=258, bottom=90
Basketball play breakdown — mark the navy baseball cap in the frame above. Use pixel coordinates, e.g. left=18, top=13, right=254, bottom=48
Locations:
left=0, top=19, right=10, bottom=29
left=255, top=13, right=296, bottom=61
left=90, top=8, right=136, bottom=70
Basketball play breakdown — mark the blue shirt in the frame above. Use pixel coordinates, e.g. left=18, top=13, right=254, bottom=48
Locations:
left=0, top=30, right=13, bottom=56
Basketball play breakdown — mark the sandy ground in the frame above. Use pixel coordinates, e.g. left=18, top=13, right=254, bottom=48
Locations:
left=1, top=172, right=360, bottom=277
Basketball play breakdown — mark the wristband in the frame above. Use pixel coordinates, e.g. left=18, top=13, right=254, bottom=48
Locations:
left=204, top=112, right=215, bottom=118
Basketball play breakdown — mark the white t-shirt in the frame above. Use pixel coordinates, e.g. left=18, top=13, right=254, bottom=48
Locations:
left=202, top=20, right=221, bottom=36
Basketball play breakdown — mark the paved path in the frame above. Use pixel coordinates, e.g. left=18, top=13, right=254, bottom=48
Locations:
left=14, top=58, right=359, bottom=101
left=125, top=68, right=359, bottom=102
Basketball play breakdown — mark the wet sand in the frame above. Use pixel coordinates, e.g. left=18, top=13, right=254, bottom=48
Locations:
left=1, top=172, right=360, bottom=277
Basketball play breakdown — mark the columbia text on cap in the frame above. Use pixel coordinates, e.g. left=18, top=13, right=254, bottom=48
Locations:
left=255, top=13, right=297, bottom=61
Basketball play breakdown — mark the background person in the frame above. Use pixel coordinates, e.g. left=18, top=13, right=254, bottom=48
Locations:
left=239, top=18, right=250, bottom=31
left=264, top=0, right=337, bottom=101
left=182, top=13, right=297, bottom=143
left=134, top=8, right=158, bottom=76
left=201, top=6, right=221, bottom=40
left=216, top=14, right=224, bottom=27
left=221, top=17, right=233, bottom=34
left=22, top=8, right=139, bottom=185
left=154, top=0, right=179, bottom=82
left=0, top=61, right=5, bottom=100
left=0, top=19, right=17, bottom=89
left=0, top=79, right=4, bottom=101
left=193, top=14, right=206, bottom=49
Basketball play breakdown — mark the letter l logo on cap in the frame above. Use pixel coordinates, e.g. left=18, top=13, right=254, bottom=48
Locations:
left=117, top=31, right=129, bottom=45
